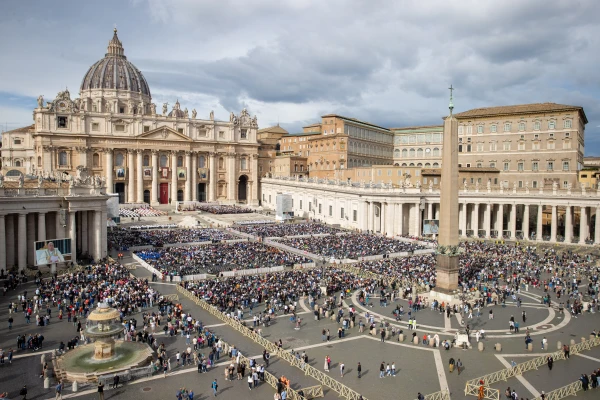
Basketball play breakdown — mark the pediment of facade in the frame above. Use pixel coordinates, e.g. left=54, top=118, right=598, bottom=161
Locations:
left=137, top=126, right=192, bottom=142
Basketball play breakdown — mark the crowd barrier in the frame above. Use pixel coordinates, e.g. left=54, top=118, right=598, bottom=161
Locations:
left=176, top=285, right=367, bottom=400
left=265, top=239, right=321, bottom=261
left=221, top=266, right=285, bottom=277
left=132, top=253, right=209, bottom=281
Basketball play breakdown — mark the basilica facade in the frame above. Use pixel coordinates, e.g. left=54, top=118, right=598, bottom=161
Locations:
left=1, top=29, right=260, bottom=206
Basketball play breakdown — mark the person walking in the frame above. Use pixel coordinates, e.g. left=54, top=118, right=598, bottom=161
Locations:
left=456, top=359, right=463, bottom=375
left=357, top=362, right=362, bottom=378
left=247, top=374, right=253, bottom=390
left=19, top=385, right=27, bottom=400
left=97, top=382, right=105, bottom=400
left=55, top=381, right=63, bottom=400
left=380, top=329, right=386, bottom=343
left=547, top=356, right=553, bottom=370
left=340, top=362, right=345, bottom=377
left=211, top=379, right=218, bottom=396
left=379, top=361, right=385, bottom=378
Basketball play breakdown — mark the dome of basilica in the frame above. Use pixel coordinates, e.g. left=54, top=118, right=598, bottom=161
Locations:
left=80, top=29, right=151, bottom=98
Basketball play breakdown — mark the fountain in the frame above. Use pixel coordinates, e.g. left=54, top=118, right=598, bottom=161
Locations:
left=53, top=303, right=153, bottom=383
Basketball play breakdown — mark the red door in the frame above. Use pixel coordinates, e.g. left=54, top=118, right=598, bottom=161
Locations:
left=160, top=183, right=169, bottom=204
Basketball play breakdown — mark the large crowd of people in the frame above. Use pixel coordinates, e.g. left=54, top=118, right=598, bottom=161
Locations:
left=108, top=228, right=236, bottom=250
left=198, top=205, right=254, bottom=214
left=275, top=234, right=426, bottom=259
left=235, top=222, right=342, bottom=238
left=135, top=242, right=312, bottom=276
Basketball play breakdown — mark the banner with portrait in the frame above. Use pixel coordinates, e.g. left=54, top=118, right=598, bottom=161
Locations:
left=423, top=219, right=439, bottom=235
left=35, top=238, right=72, bottom=266
left=198, top=168, right=208, bottom=180
left=143, top=167, right=152, bottom=180
left=160, top=167, right=169, bottom=179
left=115, top=167, right=126, bottom=180
left=177, top=167, right=187, bottom=180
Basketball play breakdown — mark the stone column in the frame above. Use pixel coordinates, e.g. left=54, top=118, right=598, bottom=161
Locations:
left=191, top=152, right=198, bottom=201
left=87, top=211, right=94, bottom=256
left=459, top=203, right=467, bottom=237
left=579, top=206, right=588, bottom=244
left=595, top=206, right=600, bottom=245
left=208, top=153, right=216, bottom=202
left=381, top=203, right=387, bottom=234
left=484, top=204, right=491, bottom=239
left=251, top=154, right=259, bottom=206
left=80, top=211, right=88, bottom=254
left=18, top=213, right=27, bottom=272
left=434, top=203, right=440, bottom=220
left=388, top=202, right=396, bottom=236
left=136, top=150, right=143, bottom=203
left=93, top=210, right=102, bottom=261
left=496, top=204, right=504, bottom=236
left=536, top=205, right=543, bottom=242
left=227, top=154, right=237, bottom=202
left=368, top=202, right=374, bottom=232
left=565, top=205, right=572, bottom=243
left=101, top=210, right=108, bottom=259
left=105, top=149, right=113, bottom=193
left=127, top=150, right=135, bottom=203
left=55, top=212, right=63, bottom=240
left=6, top=215, right=15, bottom=269
left=414, top=202, right=421, bottom=236
left=171, top=151, right=178, bottom=205
left=473, top=203, right=480, bottom=238
left=397, top=203, right=404, bottom=236
left=550, top=205, right=557, bottom=242
left=509, top=204, right=517, bottom=240
left=151, top=150, right=158, bottom=205
left=427, top=202, right=433, bottom=220
left=37, top=212, right=46, bottom=242
left=184, top=151, right=192, bottom=202
left=0, top=215, right=5, bottom=273
left=68, top=211, right=76, bottom=264
left=26, top=213, right=35, bottom=266
left=522, top=204, right=530, bottom=240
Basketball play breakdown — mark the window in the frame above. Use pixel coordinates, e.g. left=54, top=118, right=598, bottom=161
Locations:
left=37, top=156, right=41, bottom=167
left=119, top=107, right=125, bottom=114
left=563, top=140, right=571, bottom=149
left=177, top=128, right=184, bottom=134
left=466, top=163, right=471, bottom=168
left=144, top=126, right=150, bottom=132
left=318, top=204, right=322, bottom=214
left=532, top=142, right=540, bottom=150
left=92, top=123, right=99, bottom=131
left=219, top=131, right=225, bottom=139
left=177, top=156, right=183, bottom=167
left=532, top=181, right=538, bottom=188
left=241, top=129, right=247, bottom=139
left=115, top=124, right=125, bottom=132
left=502, top=142, right=510, bottom=151
left=503, top=162, right=509, bottom=171
left=532, top=162, right=538, bottom=171
left=477, top=163, right=482, bottom=168
left=489, top=162, right=496, bottom=168
left=547, top=141, right=555, bottom=149
left=432, top=148, right=440, bottom=157
left=565, top=132, right=570, bottom=138
left=490, top=142, right=497, bottom=151
left=458, top=126, right=464, bottom=134
left=518, top=181, right=523, bottom=188
left=59, top=151, right=68, bottom=166
left=160, top=155, right=167, bottom=167
left=477, top=143, right=484, bottom=152
left=409, top=148, right=415, bottom=158
left=423, top=177, right=428, bottom=184
left=504, top=123, right=511, bottom=132
left=563, top=181, right=568, bottom=189
left=490, top=124, right=497, bottom=133
left=467, top=125, right=472, bottom=135
left=518, top=122, right=525, bottom=131
left=199, top=156, right=206, bottom=168
left=477, top=125, right=483, bottom=134
left=547, top=161, right=554, bottom=171
left=401, top=149, right=408, bottom=158
left=520, top=135, right=525, bottom=140
left=549, top=132, right=554, bottom=138
left=13, top=138, right=22, bottom=145
left=57, top=116, right=67, bottom=128
left=299, top=200, right=303, bottom=210
left=143, top=155, right=150, bottom=166
left=340, top=208, right=344, bottom=219
left=353, top=210, right=357, bottom=222
left=534, top=121, right=541, bottom=130
left=417, top=148, right=423, bottom=158
left=518, top=162, right=524, bottom=171
left=562, top=161, right=569, bottom=171
left=564, top=120, right=572, bottom=129
left=549, top=121, right=556, bottom=130
left=518, top=142, right=525, bottom=151
left=93, top=153, right=100, bottom=168
left=240, top=158, right=247, bottom=170
left=115, top=153, right=124, bottom=166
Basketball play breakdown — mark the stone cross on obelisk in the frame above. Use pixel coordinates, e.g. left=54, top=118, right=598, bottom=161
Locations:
left=434, top=85, right=460, bottom=296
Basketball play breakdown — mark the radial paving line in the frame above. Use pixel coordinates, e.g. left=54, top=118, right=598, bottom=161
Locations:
left=496, top=356, right=540, bottom=398
left=464, top=336, right=600, bottom=395
left=177, top=284, right=367, bottom=400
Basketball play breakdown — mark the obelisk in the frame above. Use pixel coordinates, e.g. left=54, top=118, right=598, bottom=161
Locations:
left=434, top=86, right=459, bottom=297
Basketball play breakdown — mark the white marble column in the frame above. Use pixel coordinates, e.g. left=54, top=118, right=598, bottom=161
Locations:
left=381, top=203, right=387, bottom=234
left=184, top=151, right=192, bottom=202
left=414, top=202, right=421, bottom=236
left=68, top=211, right=76, bottom=264
left=473, top=203, right=480, bottom=238
left=0, top=215, right=5, bottom=273
left=522, top=205, right=530, bottom=240
left=93, top=211, right=102, bottom=261
left=37, top=212, right=46, bottom=242
left=250, top=155, right=259, bottom=206
left=101, top=210, right=108, bottom=258
left=565, top=205, right=572, bottom=243
left=434, top=203, right=440, bottom=220
left=536, top=205, right=543, bottom=242
left=208, top=153, right=216, bottom=202
left=87, top=211, right=94, bottom=256
left=579, top=206, right=588, bottom=244
left=127, top=150, right=135, bottom=203
left=459, top=203, right=467, bottom=237
left=151, top=150, right=158, bottom=205
left=191, top=152, right=198, bottom=201
left=497, top=204, right=504, bottom=236
left=136, top=150, right=143, bottom=203
left=6, top=215, right=15, bottom=269
left=509, top=204, right=517, bottom=240
left=81, top=211, right=88, bottom=254
left=26, top=213, right=35, bottom=266
left=484, top=204, right=491, bottom=239
left=397, top=203, right=404, bottom=236
left=227, top=154, right=236, bottom=202
left=18, top=213, right=26, bottom=272
left=427, top=202, right=433, bottom=220
left=388, top=202, right=396, bottom=236
left=550, top=205, right=557, bottom=242
left=368, top=202, right=374, bottom=232
left=105, top=149, right=113, bottom=193
left=595, top=206, right=600, bottom=245
left=171, top=151, right=178, bottom=205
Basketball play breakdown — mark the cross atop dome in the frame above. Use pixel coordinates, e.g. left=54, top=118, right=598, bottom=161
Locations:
left=106, top=27, right=125, bottom=58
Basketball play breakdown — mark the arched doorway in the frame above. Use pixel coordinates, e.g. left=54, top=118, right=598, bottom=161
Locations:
left=143, top=190, right=150, bottom=204
left=177, top=189, right=183, bottom=202
left=238, top=175, right=248, bottom=203
left=115, top=183, right=125, bottom=203
left=197, top=183, right=206, bottom=202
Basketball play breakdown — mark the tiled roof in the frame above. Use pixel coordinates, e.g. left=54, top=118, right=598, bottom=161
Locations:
left=257, top=125, right=288, bottom=134
left=453, top=103, right=587, bottom=123
left=421, top=167, right=500, bottom=175
left=390, top=125, right=443, bottom=131
left=2, top=124, right=34, bottom=134
left=321, top=114, right=390, bottom=132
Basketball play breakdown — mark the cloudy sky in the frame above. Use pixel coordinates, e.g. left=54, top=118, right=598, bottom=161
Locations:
left=1, top=0, right=600, bottom=153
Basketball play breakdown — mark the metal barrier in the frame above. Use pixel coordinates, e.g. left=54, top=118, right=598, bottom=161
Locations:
left=176, top=285, right=359, bottom=399
left=97, top=365, right=153, bottom=386
left=164, top=294, right=179, bottom=302
left=465, top=337, right=600, bottom=391
left=419, top=390, right=451, bottom=400
left=300, top=385, right=324, bottom=399
left=531, top=380, right=582, bottom=400
left=465, top=383, right=499, bottom=400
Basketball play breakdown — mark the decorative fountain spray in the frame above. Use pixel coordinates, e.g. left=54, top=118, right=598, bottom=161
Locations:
left=53, top=302, right=153, bottom=383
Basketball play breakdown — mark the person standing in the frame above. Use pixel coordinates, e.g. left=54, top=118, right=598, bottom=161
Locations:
left=541, top=337, right=547, bottom=350
left=547, top=355, right=553, bottom=370
left=324, top=356, right=329, bottom=372
left=247, top=374, right=253, bottom=390
left=340, top=362, right=345, bottom=377
left=19, top=385, right=27, bottom=400
left=456, top=359, right=463, bottom=375
left=211, top=379, right=218, bottom=396
left=55, top=381, right=63, bottom=400
left=379, top=361, right=385, bottom=378
left=97, top=382, right=104, bottom=400
left=357, top=362, right=362, bottom=378
left=381, top=329, right=386, bottom=343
